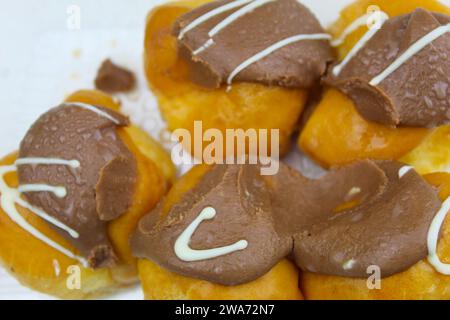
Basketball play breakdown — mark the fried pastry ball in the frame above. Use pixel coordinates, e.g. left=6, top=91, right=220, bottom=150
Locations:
left=144, top=0, right=308, bottom=157
left=301, top=172, right=450, bottom=300
left=136, top=165, right=303, bottom=300
left=0, top=90, right=175, bottom=299
left=298, top=0, right=450, bottom=174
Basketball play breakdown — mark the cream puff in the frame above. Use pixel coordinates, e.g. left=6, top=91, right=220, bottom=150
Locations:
left=299, top=0, right=450, bottom=175
left=144, top=0, right=333, bottom=157
left=0, top=89, right=174, bottom=299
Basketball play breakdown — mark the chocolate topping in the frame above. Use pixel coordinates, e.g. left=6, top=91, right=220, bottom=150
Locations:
left=95, top=59, right=136, bottom=93
left=132, top=160, right=441, bottom=285
left=95, top=156, right=137, bottom=221
left=293, top=161, right=440, bottom=277
left=326, top=9, right=450, bottom=128
left=18, top=104, right=137, bottom=268
left=174, top=0, right=333, bottom=89
left=132, top=165, right=290, bottom=285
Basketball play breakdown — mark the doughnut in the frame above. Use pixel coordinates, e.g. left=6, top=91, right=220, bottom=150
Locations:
left=132, top=159, right=447, bottom=299
left=298, top=0, right=450, bottom=174
left=144, top=0, right=333, bottom=157
left=0, top=90, right=175, bottom=299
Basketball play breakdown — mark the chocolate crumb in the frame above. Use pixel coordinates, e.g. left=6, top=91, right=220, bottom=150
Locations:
left=95, top=59, right=136, bottom=93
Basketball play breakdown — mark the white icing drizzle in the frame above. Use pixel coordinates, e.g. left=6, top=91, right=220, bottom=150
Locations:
left=208, top=0, right=272, bottom=38
left=178, top=0, right=254, bottom=40
left=18, top=184, right=67, bottom=198
left=427, top=197, right=450, bottom=275
left=13, top=196, right=78, bottom=238
left=14, top=157, right=80, bottom=238
left=0, top=165, right=87, bottom=267
left=332, top=11, right=389, bottom=76
left=174, top=206, right=248, bottom=262
left=16, top=158, right=80, bottom=169
left=193, top=0, right=275, bottom=55
left=331, top=13, right=373, bottom=47
left=193, top=39, right=215, bottom=56
left=62, top=102, right=120, bottom=125
left=227, top=33, right=331, bottom=88
left=370, top=23, right=450, bottom=86
left=398, top=165, right=413, bottom=179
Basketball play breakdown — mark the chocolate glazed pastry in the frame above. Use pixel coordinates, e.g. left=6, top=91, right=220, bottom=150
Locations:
left=132, top=160, right=442, bottom=285
left=18, top=104, right=137, bottom=268
left=133, top=164, right=291, bottom=285
left=325, top=8, right=450, bottom=128
left=174, top=0, right=333, bottom=88
left=292, top=161, right=440, bottom=277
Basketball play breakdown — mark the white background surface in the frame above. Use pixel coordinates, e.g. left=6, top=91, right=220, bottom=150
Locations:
left=0, top=0, right=448, bottom=300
